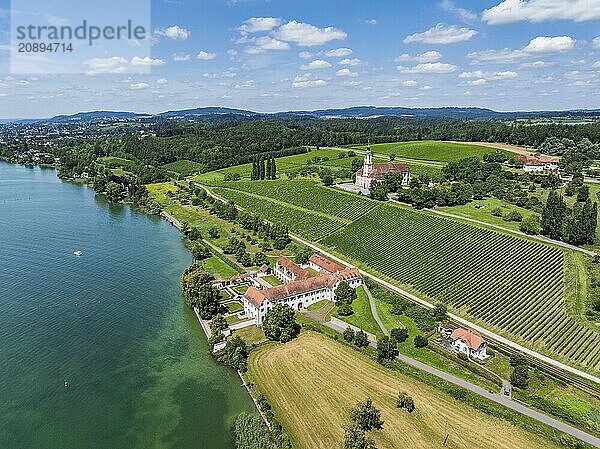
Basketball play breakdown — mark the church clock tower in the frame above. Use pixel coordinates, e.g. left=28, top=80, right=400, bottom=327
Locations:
left=363, top=141, right=373, bottom=177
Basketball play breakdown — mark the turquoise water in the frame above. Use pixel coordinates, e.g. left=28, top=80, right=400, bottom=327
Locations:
left=0, top=162, right=254, bottom=448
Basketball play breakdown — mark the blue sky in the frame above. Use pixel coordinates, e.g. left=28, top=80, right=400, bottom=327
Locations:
left=0, top=0, right=599, bottom=118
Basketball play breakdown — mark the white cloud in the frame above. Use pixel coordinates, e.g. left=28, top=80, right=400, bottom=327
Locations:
left=594, top=37, right=600, bottom=49
left=299, top=51, right=313, bottom=59
left=397, top=62, right=457, bottom=74
left=173, top=53, right=191, bottom=62
left=470, top=78, right=487, bottom=85
left=238, top=17, right=282, bottom=34
left=459, top=70, right=517, bottom=81
left=440, top=0, right=477, bottom=22
left=339, top=58, right=364, bottom=66
left=493, top=71, right=518, bottom=79
left=324, top=48, right=353, bottom=57
left=301, top=59, right=332, bottom=70
left=197, top=51, right=217, bottom=60
left=459, top=70, right=484, bottom=78
left=520, top=60, right=548, bottom=68
left=402, top=80, right=418, bottom=86
left=396, top=51, right=442, bottom=63
left=525, top=36, right=575, bottom=53
left=421, top=85, right=433, bottom=90
left=336, top=68, right=357, bottom=77
left=365, top=19, right=377, bottom=25
left=482, top=0, right=600, bottom=24
left=130, top=82, right=150, bottom=90
left=468, top=35, right=575, bottom=64
left=227, top=49, right=238, bottom=56
left=292, top=74, right=328, bottom=88
left=130, top=56, right=165, bottom=66
left=593, top=61, right=600, bottom=68
left=84, top=57, right=127, bottom=75
left=155, top=25, right=190, bottom=40
left=343, top=80, right=362, bottom=86
left=244, top=36, right=290, bottom=54
left=274, top=20, right=347, bottom=46
left=157, top=78, right=168, bottom=84
left=404, top=23, right=477, bottom=44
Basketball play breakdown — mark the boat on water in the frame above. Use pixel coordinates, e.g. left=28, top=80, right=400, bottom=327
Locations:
left=64, top=380, right=68, bottom=388
left=73, top=250, right=82, bottom=257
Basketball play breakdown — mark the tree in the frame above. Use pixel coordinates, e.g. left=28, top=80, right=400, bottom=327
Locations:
left=224, top=336, right=249, bottom=372
left=503, top=210, right=523, bottom=222
left=343, top=327, right=355, bottom=342
left=390, top=327, right=408, bottom=343
left=322, top=174, right=334, bottom=186
left=369, top=180, right=389, bottom=201
left=266, top=157, right=272, bottom=180
left=396, top=392, right=415, bottom=413
left=270, top=157, right=277, bottom=179
left=519, top=214, right=541, bottom=235
left=259, top=158, right=266, bottom=180
left=295, top=246, right=313, bottom=264
left=210, top=314, right=228, bottom=335
left=343, top=423, right=377, bottom=449
left=180, top=263, right=212, bottom=306
left=510, top=364, right=530, bottom=389
left=354, top=330, right=369, bottom=348
left=252, top=251, right=269, bottom=267
left=431, top=303, right=448, bottom=322
left=188, top=227, right=203, bottom=241
left=196, top=283, right=221, bottom=319
left=541, top=190, right=567, bottom=240
left=335, top=282, right=357, bottom=304
left=105, top=181, right=122, bottom=202
left=208, top=227, right=220, bottom=239
left=251, top=160, right=258, bottom=181
left=262, top=304, right=300, bottom=342
left=509, top=353, right=528, bottom=367
left=191, top=242, right=211, bottom=261
left=377, top=335, right=399, bottom=362
left=337, top=302, right=354, bottom=316
left=350, top=397, right=384, bottom=431
left=413, top=335, right=428, bottom=348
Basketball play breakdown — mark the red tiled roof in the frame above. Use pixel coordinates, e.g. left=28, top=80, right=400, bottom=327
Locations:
left=333, top=267, right=361, bottom=281
left=450, top=328, right=485, bottom=351
left=514, top=155, right=560, bottom=165
left=356, top=163, right=410, bottom=179
left=245, top=286, right=266, bottom=307
left=309, top=253, right=346, bottom=273
left=275, top=255, right=310, bottom=280
left=258, top=264, right=270, bottom=273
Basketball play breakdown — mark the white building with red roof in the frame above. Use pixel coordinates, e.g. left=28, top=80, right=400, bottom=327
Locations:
left=243, top=255, right=362, bottom=325
left=273, top=255, right=310, bottom=283
left=355, top=143, right=410, bottom=190
left=514, top=155, right=560, bottom=172
left=449, top=327, right=488, bottom=361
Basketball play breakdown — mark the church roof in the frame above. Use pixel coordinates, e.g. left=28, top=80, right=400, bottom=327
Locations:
left=356, top=163, right=410, bottom=179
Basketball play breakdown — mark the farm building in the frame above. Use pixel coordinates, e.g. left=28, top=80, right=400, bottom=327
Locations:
left=243, top=256, right=362, bottom=325
left=448, top=327, right=489, bottom=361
left=355, top=143, right=411, bottom=190
left=514, top=155, right=560, bottom=172
left=308, top=253, right=346, bottom=274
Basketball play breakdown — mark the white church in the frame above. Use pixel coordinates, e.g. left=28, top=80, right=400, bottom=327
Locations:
left=355, top=143, right=411, bottom=190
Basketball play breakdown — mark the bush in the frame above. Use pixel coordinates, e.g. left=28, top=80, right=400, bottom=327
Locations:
left=233, top=413, right=274, bottom=449
left=343, top=327, right=355, bottom=343
left=414, top=335, right=429, bottom=348
left=390, top=327, right=409, bottom=343
left=519, top=214, right=541, bottom=235
left=396, top=392, right=415, bottom=413
left=451, top=388, right=467, bottom=400
left=491, top=207, right=503, bottom=217
left=511, top=365, right=530, bottom=389
left=503, top=210, right=523, bottom=222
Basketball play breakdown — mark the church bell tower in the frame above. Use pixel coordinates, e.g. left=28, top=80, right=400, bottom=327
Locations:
left=363, top=141, right=373, bottom=177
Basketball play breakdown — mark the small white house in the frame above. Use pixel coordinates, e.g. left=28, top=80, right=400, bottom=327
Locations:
left=514, top=155, right=560, bottom=172
left=449, top=327, right=488, bottom=361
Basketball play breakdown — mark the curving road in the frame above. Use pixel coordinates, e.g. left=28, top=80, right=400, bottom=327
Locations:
left=316, top=312, right=600, bottom=448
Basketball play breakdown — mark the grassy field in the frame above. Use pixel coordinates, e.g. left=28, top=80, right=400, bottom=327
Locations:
left=146, top=182, right=178, bottom=205
left=246, top=332, right=561, bottom=449
left=350, top=140, right=509, bottom=163
left=261, top=275, right=282, bottom=286
left=202, top=255, right=240, bottom=279
left=162, top=159, right=206, bottom=176
left=332, top=286, right=382, bottom=337
left=207, top=180, right=600, bottom=372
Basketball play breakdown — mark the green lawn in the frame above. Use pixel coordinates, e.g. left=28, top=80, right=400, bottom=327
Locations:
left=225, top=301, right=244, bottom=313
left=233, top=325, right=266, bottom=345
left=307, top=300, right=330, bottom=311
left=332, top=286, right=382, bottom=337
left=261, top=275, right=283, bottom=286
left=436, top=198, right=538, bottom=233
left=147, top=182, right=178, bottom=205
left=203, top=255, right=240, bottom=279
left=350, top=140, right=508, bottom=163
left=226, top=314, right=246, bottom=325
left=233, top=285, right=248, bottom=294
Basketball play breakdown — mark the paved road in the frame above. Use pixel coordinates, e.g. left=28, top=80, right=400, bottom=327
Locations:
left=315, top=313, right=600, bottom=448
left=197, top=183, right=600, bottom=386
left=363, top=283, right=389, bottom=336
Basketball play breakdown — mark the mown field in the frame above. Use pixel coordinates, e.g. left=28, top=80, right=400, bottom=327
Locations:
left=246, top=332, right=561, bottom=449
left=350, top=140, right=510, bottom=163
left=207, top=179, right=600, bottom=372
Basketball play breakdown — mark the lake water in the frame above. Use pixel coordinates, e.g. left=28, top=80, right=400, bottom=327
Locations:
left=0, top=162, right=254, bottom=448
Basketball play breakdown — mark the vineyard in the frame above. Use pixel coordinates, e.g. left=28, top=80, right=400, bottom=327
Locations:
left=321, top=204, right=600, bottom=371
left=210, top=178, right=600, bottom=371
left=214, top=180, right=376, bottom=221
left=351, top=140, right=508, bottom=163
left=212, top=187, right=347, bottom=241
